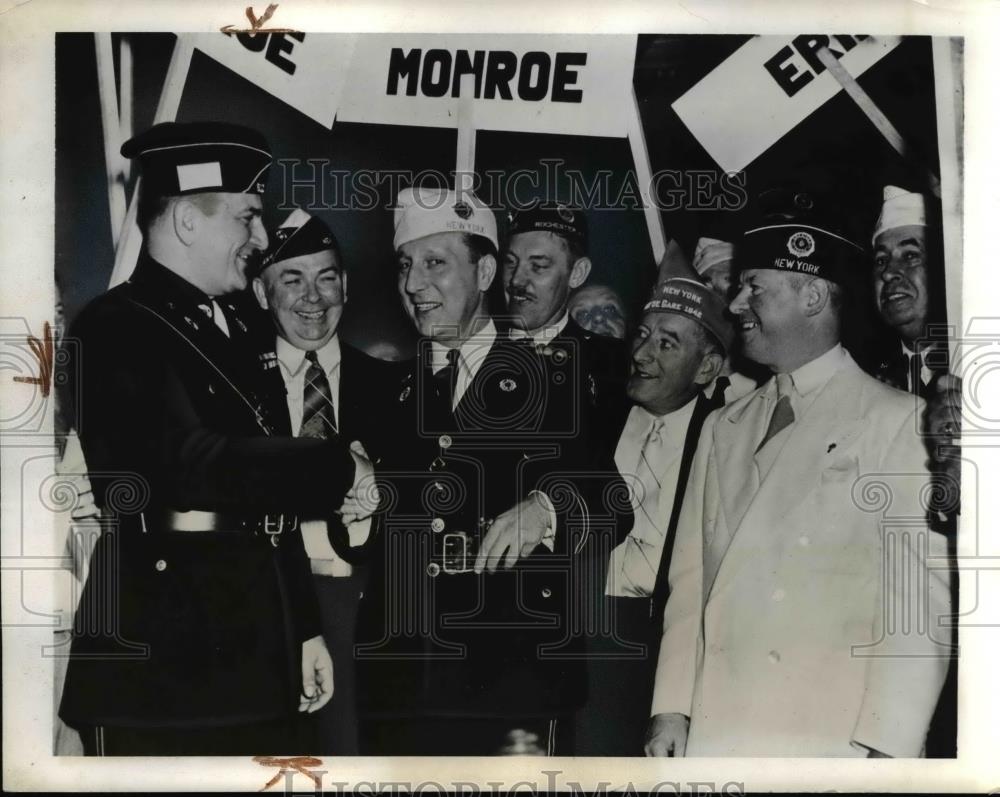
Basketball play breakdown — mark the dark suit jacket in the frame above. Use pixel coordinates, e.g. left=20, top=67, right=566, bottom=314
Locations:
left=355, top=331, right=632, bottom=719
left=60, top=252, right=357, bottom=729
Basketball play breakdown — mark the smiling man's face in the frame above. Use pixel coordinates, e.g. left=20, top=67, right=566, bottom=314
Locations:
left=626, top=310, right=714, bottom=415
left=872, top=224, right=929, bottom=345
left=254, top=249, right=345, bottom=351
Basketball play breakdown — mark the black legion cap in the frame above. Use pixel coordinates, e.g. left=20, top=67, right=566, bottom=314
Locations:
left=508, top=201, right=588, bottom=250
left=738, top=188, right=863, bottom=284
left=121, top=121, right=272, bottom=199
left=259, top=210, right=340, bottom=275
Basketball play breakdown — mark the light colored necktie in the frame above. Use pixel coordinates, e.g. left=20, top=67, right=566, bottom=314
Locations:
left=757, top=372, right=795, bottom=452
left=616, top=417, right=667, bottom=596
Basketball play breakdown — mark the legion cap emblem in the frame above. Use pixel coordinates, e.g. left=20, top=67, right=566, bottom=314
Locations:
left=786, top=231, right=816, bottom=257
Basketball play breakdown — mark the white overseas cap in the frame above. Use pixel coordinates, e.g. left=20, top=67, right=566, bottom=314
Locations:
left=393, top=186, right=498, bottom=250
left=692, top=236, right=734, bottom=275
left=872, top=185, right=926, bottom=244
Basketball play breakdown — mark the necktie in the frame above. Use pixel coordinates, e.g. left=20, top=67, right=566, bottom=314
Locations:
left=615, top=418, right=667, bottom=596
left=300, top=350, right=336, bottom=438
left=757, top=373, right=795, bottom=452
left=908, top=352, right=922, bottom=397
left=433, top=348, right=461, bottom=410
left=709, top=375, right=731, bottom=409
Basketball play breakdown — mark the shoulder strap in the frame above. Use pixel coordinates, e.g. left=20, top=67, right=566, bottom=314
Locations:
left=649, top=392, right=714, bottom=622
left=126, top=297, right=273, bottom=436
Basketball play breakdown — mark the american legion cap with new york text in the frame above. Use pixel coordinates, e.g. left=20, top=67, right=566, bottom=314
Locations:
left=737, top=189, right=863, bottom=285
left=120, top=121, right=272, bottom=200
left=258, top=209, right=340, bottom=275
left=393, top=187, right=498, bottom=250
left=643, top=277, right=734, bottom=354
left=507, top=202, right=588, bottom=250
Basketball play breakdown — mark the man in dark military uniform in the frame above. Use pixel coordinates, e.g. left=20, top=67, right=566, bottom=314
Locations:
left=59, top=122, right=373, bottom=755
left=355, top=187, right=631, bottom=756
left=502, top=202, right=629, bottom=415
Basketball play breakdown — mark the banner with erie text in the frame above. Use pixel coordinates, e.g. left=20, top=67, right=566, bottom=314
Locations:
left=672, top=35, right=902, bottom=173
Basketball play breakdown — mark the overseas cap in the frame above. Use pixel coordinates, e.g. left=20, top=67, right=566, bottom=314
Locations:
left=739, top=223, right=863, bottom=285
left=393, top=187, right=498, bottom=250
left=738, top=189, right=862, bottom=285
left=507, top=202, right=588, bottom=250
left=643, top=277, right=733, bottom=354
left=872, top=185, right=926, bottom=244
left=692, top=236, right=734, bottom=276
left=120, top=121, right=272, bottom=198
left=259, top=209, right=339, bottom=275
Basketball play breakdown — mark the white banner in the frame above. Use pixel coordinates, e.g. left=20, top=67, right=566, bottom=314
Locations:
left=190, top=32, right=358, bottom=129
left=337, top=34, right=637, bottom=137
left=672, top=35, right=902, bottom=173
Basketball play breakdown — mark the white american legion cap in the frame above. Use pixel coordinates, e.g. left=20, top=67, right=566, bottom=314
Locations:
left=872, top=185, right=926, bottom=244
left=692, top=236, right=734, bottom=276
left=393, top=187, right=498, bottom=250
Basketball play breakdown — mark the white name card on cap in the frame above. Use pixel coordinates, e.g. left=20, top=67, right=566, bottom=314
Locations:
left=337, top=34, right=637, bottom=138
left=190, top=32, right=358, bottom=129
left=176, top=161, right=223, bottom=192
left=672, top=35, right=901, bottom=173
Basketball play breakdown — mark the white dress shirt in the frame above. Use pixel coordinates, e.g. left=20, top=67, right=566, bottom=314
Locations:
left=276, top=334, right=341, bottom=435
left=605, top=397, right=698, bottom=597
left=429, top=318, right=498, bottom=410
left=901, top=341, right=933, bottom=392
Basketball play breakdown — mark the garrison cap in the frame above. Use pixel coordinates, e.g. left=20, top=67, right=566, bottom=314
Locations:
left=259, top=210, right=340, bottom=274
left=393, top=187, right=498, bottom=250
left=120, top=121, right=272, bottom=199
left=738, top=188, right=863, bottom=285
left=872, top=185, right=926, bottom=244
left=507, top=201, right=588, bottom=250
left=692, top=236, right=734, bottom=276
left=643, top=277, right=733, bottom=354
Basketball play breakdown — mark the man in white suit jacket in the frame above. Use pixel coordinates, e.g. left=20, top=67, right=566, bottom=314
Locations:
left=645, top=199, right=952, bottom=758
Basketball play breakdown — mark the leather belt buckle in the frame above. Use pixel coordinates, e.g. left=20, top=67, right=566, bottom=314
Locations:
left=442, top=531, right=474, bottom=574
left=260, top=513, right=299, bottom=547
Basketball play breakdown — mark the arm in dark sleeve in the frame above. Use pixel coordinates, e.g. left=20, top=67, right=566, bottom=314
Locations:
left=71, top=306, right=355, bottom=516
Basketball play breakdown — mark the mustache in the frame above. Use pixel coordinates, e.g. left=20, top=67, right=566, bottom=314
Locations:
left=507, top=286, right=534, bottom=300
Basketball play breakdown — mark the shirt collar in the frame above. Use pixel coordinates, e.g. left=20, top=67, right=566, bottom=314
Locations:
left=900, top=339, right=935, bottom=363
left=276, top=333, right=341, bottom=377
left=633, top=394, right=698, bottom=440
left=430, top=318, right=497, bottom=374
left=781, top=343, right=845, bottom=398
left=508, top=311, right=570, bottom=343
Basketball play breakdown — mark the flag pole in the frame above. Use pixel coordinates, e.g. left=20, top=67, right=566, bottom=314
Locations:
left=816, top=44, right=941, bottom=199
left=108, top=34, right=195, bottom=288
left=455, top=73, right=476, bottom=197
left=626, top=85, right=668, bottom=269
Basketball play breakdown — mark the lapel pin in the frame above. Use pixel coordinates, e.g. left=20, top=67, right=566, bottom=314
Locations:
left=499, top=378, right=517, bottom=392
left=399, top=385, right=412, bottom=402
